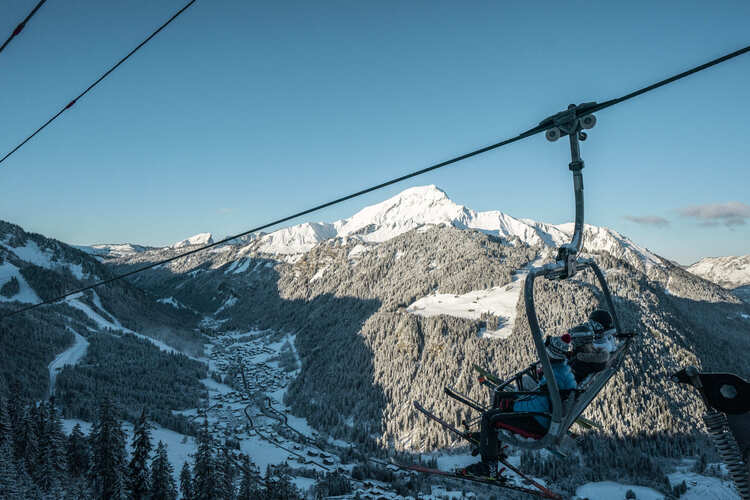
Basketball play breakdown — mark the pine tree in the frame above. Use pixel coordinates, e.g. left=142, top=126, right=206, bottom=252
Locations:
left=237, top=455, right=260, bottom=500
left=67, top=423, right=90, bottom=478
left=126, top=409, right=152, bottom=499
left=192, top=419, right=216, bottom=500
left=149, top=441, right=177, bottom=500
left=179, top=461, right=193, bottom=500
left=0, top=440, right=20, bottom=500
left=217, top=444, right=236, bottom=500
left=89, top=399, right=126, bottom=500
left=45, top=399, right=68, bottom=486
left=0, top=398, right=11, bottom=447
left=19, top=407, right=39, bottom=482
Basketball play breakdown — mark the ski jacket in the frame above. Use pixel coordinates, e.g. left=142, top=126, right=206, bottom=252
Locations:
left=513, top=361, right=577, bottom=428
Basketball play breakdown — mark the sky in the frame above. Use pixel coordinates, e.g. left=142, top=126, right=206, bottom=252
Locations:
left=0, top=0, right=748, bottom=265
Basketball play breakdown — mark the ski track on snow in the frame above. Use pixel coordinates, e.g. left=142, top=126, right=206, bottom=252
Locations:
left=48, top=328, right=89, bottom=397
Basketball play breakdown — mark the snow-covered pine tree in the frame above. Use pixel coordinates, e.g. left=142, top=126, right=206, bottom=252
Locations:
left=0, top=398, right=11, bottom=446
left=149, top=441, right=177, bottom=500
left=67, top=423, right=90, bottom=478
left=45, top=399, right=68, bottom=486
left=216, top=444, right=235, bottom=500
left=127, top=409, right=153, bottom=499
left=192, top=419, right=216, bottom=500
left=0, top=440, right=20, bottom=500
left=19, top=407, right=39, bottom=482
left=236, top=455, right=260, bottom=500
left=179, top=461, right=193, bottom=500
left=89, top=399, right=126, bottom=500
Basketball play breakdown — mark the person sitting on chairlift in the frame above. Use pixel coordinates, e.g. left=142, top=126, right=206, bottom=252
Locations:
left=462, top=335, right=577, bottom=478
left=569, top=319, right=610, bottom=385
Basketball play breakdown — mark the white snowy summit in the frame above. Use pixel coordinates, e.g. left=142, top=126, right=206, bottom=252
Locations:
left=249, top=185, right=664, bottom=270
left=172, top=233, right=214, bottom=248
left=687, top=255, right=750, bottom=289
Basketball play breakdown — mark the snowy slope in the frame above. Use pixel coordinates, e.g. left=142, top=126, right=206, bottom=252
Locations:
left=77, top=243, right=154, bottom=257
left=48, top=328, right=89, bottom=396
left=172, top=232, right=213, bottom=248
left=687, top=255, right=750, bottom=289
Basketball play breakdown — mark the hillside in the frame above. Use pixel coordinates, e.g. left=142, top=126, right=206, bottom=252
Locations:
left=95, top=187, right=750, bottom=472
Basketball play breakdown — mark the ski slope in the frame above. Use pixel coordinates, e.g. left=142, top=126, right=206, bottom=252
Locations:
left=48, top=328, right=89, bottom=396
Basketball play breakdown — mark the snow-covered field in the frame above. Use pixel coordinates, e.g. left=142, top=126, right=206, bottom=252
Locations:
left=406, top=265, right=532, bottom=338
left=575, top=473, right=742, bottom=500
left=575, top=481, right=665, bottom=500
left=667, top=464, right=742, bottom=500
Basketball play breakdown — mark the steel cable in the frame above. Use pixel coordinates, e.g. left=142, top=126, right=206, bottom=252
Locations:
left=1, top=42, right=749, bottom=320
left=0, top=0, right=196, bottom=166
left=0, top=0, right=47, bottom=55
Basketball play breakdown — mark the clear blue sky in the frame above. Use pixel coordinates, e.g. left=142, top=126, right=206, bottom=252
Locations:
left=1, top=0, right=748, bottom=264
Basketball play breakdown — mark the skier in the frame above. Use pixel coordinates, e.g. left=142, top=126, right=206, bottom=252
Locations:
left=462, top=335, right=577, bottom=478
left=569, top=319, right=611, bottom=384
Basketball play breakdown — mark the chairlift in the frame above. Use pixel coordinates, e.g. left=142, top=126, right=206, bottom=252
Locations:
left=417, top=103, right=638, bottom=456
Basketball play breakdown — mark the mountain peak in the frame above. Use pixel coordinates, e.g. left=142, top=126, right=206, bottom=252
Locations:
left=687, top=254, right=750, bottom=289
left=172, top=233, right=213, bottom=249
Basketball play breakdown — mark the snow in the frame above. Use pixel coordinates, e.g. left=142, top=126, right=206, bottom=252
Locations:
left=667, top=470, right=742, bottom=499
left=1, top=238, right=86, bottom=279
left=77, top=243, right=152, bottom=257
left=0, top=261, right=41, bottom=303
left=48, top=328, right=89, bottom=396
left=576, top=481, right=665, bottom=499
left=172, top=232, right=213, bottom=248
left=256, top=222, right=337, bottom=254
left=157, top=296, right=186, bottom=309
left=215, top=296, right=238, bottom=314
left=204, top=186, right=665, bottom=278
left=309, top=265, right=329, bottom=283
left=688, top=255, right=750, bottom=289
left=65, top=292, right=183, bottom=356
left=226, top=258, right=251, bottom=274
left=347, top=244, right=370, bottom=259
left=62, top=418, right=197, bottom=488
left=291, top=476, right=316, bottom=493
left=406, top=263, right=536, bottom=338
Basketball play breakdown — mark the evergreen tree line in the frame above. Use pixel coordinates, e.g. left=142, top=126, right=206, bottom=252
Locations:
left=0, top=396, right=183, bottom=499
left=0, top=395, right=363, bottom=499
left=55, top=332, right=208, bottom=435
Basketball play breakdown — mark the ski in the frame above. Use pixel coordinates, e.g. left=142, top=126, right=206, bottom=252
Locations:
left=369, top=459, right=562, bottom=499
left=413, top=401, right=563, bottom=499
left=472, top=363, right=503, bottom=386
left=572, top=415, right=602, bottom=430
left=444, top=386, right=487, bottom=413
left=413, top=400, right=477, bottom=445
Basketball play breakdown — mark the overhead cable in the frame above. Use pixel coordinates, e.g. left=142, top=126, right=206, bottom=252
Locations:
left=1, top=42, right=749, bottom=320
left=0, top=0, right=196, bottom=167
left=0, top=0, right=47, bottom=55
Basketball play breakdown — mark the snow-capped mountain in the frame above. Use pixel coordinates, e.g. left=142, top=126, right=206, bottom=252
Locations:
left=245, top=185, right=665, bottom=271
left=172, top=232, right=213, bottom=248
left=687, top=255, right=750, bottom=289
left=90, top=185, right=666, bottom=274
left=77, top=242, right=154, bottom=257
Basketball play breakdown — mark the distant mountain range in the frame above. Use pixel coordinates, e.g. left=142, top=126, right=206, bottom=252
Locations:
left=2, top=185, right=749, bottom=495
left=687, top=255, right=750, bottom=287
left=83, top=185, right=667, bottom=270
